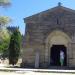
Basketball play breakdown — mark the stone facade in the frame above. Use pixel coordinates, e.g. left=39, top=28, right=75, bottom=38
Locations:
left=22, top=4, right=75, bottom=68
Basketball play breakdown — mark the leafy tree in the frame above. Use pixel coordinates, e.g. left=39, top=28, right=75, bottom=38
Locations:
left=0, top=29, right=10, bottom=58
left=8, top=28, right=22, bottom=65
left=0, top=0, right=11, bottom=56
left=0, top=0, right=11, bottom=7
left=0, top=16, right=11, bottom=57
left=0, top=16, right=11, bottom=26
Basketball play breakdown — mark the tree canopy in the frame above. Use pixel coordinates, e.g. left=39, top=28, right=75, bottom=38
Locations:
left=0, top=16, right=11, bottom=26
left=0, top=0, right=11, bottom=57
left=0, top=0, right=11, bottom=7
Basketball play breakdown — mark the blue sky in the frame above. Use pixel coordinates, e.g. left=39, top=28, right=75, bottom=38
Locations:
left=0, top=0, right=75, bottom=35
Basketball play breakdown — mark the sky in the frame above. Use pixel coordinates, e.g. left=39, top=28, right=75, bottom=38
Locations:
left=0, top=0, right=75, bottom=35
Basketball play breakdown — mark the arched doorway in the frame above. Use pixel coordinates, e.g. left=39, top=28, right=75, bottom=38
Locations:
left=50, top=45, right=67, bottom=66
left=45, top=30, right=71, bottom=67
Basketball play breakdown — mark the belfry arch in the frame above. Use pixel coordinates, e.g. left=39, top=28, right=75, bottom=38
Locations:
left=45, top=30, right=71, bottom=66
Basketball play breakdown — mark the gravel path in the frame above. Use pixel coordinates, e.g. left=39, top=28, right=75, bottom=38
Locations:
left=0, top=71, right=75, bottom=75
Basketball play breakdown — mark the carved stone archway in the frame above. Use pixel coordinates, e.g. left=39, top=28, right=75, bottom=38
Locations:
left=45, top=30, right=71, bottom=66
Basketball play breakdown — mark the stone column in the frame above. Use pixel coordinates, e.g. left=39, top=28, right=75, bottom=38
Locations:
left=67, top=42, right=73, bottom=66
left=44, top=43, right=50, bottom=67
left=35, top=49, right=40, bottom=68
left=45, top=43, right=49, bottom=64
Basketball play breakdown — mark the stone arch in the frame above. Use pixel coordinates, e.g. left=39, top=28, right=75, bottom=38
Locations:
left=45, top=30, right=71, bottom=66
left=46, top=30, right=71, bottom=47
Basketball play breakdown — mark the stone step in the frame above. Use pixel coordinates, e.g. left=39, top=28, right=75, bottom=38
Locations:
left=48, top=66, right=75, bottom=70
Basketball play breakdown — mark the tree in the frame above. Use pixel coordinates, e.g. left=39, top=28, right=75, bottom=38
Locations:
left=8, top=28, right=22, bottom=65
left=0, top=0, right=11, bottom=56
left=0, top=16, right=11, bottom=57
left=0, top=29, right=10, bottom=58
left=0, top=16, right=11, bottom=28
left=0, top=0, right=11, bottom=7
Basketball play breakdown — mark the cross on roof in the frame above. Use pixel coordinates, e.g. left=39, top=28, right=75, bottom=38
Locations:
left=58, top=2, right=62, bottom=6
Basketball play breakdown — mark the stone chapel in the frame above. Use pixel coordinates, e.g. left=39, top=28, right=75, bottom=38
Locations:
left=22, top=3, right=75, bottom=68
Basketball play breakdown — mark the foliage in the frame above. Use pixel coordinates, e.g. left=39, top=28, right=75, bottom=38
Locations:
left=0, top=16, right=11, bottom=57
left=8, top=28, right=22, bottom=65
left=0, top=28, right=10, bottom=58
left=0, top=28, right=10, bottom=39
left=0, top=16, right=11, bottom=27
left=0, top=0, right=11, bottom=57
left=0, top=0, right=11, bottom=7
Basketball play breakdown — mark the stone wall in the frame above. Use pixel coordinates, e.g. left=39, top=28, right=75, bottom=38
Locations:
left=22, top=5, right=75, bottom=68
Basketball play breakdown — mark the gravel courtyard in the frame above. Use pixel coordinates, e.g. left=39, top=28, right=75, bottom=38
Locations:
left=0, top=71, right=75, bottom=75
left=0, top=62, right=75, bottom=75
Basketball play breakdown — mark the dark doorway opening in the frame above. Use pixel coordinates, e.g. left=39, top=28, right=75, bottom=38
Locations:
left=50, top=45, right=67, bottom=66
